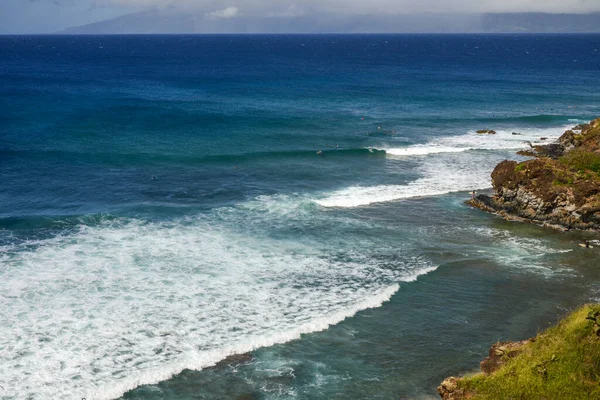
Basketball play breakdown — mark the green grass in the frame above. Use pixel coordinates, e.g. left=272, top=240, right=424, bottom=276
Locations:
left=561, top=150, right=600, bottom=174
left=458, top=304, right=600, bottom=400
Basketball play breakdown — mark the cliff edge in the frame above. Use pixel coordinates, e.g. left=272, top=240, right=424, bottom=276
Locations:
left=438, top=304, right=600, bottom=400
left=469, top=117, right=600, bottom=231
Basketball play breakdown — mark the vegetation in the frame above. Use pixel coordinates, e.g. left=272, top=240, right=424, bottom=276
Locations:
left=457, top=304, right=600, bottom=400
left=560, top=149, right=600, bottom=174
left=514, top=163, right=526, bottom=172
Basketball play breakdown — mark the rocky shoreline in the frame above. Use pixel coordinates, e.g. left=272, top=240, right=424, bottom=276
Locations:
left=437, top=305, right=600, bottom=400
left=437, top=118, right=600, bottom=399
left=469, top=117, right=600, bottom=231
left=437, top=340, right=531, bottom=399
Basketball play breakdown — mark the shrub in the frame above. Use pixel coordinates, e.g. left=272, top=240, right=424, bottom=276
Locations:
left=560, top=150, right=600, bottom=173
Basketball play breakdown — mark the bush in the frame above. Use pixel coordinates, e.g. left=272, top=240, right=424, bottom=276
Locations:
left=560, top=150, right=600, bottom=173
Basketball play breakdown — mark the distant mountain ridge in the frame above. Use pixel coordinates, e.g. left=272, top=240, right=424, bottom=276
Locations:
left=482, top=13, right=600, bottom=33
left=59, top=11, right=600, bottom=34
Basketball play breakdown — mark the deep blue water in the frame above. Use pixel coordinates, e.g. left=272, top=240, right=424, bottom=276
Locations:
left=1, top=34, right=600, bottom=399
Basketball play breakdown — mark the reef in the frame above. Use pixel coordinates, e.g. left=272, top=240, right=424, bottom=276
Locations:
left=469, top=117, right=600, bottom=231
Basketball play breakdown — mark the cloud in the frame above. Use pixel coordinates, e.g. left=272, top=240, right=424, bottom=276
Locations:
left=89, top=0, right=600, bottom=15
left=205, top=6, right=239, bottom=19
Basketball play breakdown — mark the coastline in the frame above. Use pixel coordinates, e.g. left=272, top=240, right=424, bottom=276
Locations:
left=438, top=304, right=600, bottom=400
left=467, top=117, right=600, bottom=232
left=439, top=117, right=600, bottom=398
left=4, top=34, right=600, bottom=399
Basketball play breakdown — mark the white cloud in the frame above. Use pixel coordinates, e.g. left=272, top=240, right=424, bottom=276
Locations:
left=205, top=6, right=240, bottom=19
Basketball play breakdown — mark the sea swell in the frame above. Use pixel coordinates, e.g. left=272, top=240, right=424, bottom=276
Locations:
left=315, top=124, right=570, bottom=208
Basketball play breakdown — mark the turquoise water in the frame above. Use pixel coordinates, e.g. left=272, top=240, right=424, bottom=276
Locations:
left=1, top=34, right=600, bottom=399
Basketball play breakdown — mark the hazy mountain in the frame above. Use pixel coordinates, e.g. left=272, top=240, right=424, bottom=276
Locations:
left=59, top=10, right=600, bottom=34
left=482, top=13, right=600, bottom=33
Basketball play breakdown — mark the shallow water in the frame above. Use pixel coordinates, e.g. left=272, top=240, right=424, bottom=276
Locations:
left=0, top=34, right=599, bottom=399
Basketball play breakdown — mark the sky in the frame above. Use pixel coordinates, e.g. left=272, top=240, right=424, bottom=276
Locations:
left=1, top=0, right=600, bottom=34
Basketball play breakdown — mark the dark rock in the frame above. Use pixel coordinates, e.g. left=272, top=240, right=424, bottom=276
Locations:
left=214, top=352, right=254, bottom=368
left=516, top=149, right=536, bottom=157
left=476, top=129, right=497, bottom=134
left=234, top=395, right=257, bottom=400
left=467, top=118, right=600, bottom=232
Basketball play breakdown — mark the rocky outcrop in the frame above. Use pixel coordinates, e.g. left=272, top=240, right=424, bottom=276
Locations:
left=470, top=117, right=600, bottom=231
left=437, top=377, right=468, bottom=400
left=436, top=339, right=531, bottom=399
left=437, top=305, right=600, bottom=399
left=479, top=340, right=530, bottom=374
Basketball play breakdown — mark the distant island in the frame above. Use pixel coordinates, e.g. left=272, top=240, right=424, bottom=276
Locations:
left=58, top=11, right=600, bottom=34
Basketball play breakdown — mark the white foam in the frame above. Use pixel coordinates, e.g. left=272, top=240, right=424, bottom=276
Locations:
left=381, top=125, right=569, bottom=157
left=316, top=125, right=570, bottom=208
left=0, top=212, right=436, bottom=399
left=386, top=146, right=470, bottom=156
left=471, top=226, right=574, bottom=276
left=316, top=150, right=495, bottom=208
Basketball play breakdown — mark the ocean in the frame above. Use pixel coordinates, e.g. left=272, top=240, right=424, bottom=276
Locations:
left=1, top=34, right=599, bottom=399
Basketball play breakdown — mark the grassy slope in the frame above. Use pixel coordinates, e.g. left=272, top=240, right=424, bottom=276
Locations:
left=458, top=304, right=600, bottom=400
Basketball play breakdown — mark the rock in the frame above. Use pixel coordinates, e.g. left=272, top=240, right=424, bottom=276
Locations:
left=512, top=132, right=522, bottom=135
left=480, top=341, right=529, bottom=374
left=437, top=377, right=467, bottom=400
left=468, top=118, right=600, bottom=232
left=214, top=352, right=254, bottom=368
left=476, top=129, right=497, bottom=134
left=516, top=149, right=536, bottom=157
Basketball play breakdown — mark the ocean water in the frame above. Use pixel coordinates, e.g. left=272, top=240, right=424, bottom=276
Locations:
left=1, top=34, right=600, bottom=399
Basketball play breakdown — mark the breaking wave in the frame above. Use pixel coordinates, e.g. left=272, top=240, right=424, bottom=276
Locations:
left=316, top=125, right=569, bottom=208
left=0, top=202, right=437, bottom=399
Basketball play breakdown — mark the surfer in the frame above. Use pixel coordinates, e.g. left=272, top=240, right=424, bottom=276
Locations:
left=316, top=150, right=323, bottom=155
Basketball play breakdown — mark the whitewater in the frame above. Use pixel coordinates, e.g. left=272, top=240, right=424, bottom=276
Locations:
left=3, top=33, right=599, bottom=400
left=0, top=200, right=438, bottom=399
left=0, top=123, right=573, bottom=399
left=315, top=125, right=569, bottom=208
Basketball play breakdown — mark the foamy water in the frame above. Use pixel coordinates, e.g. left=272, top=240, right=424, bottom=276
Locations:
left=0, top=208, right=436, bottom=400
left=383, top=126, right=567, bottom=157
left=315, top=126, right=568, bottom=208
left=470, top=226, right=574, bottom=276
